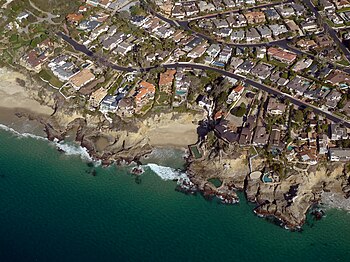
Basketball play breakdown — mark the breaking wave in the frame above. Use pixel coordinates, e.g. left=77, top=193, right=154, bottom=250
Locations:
left=0, top=123, right=94, bottom=162
left=0, top=123, right=46, bottom=140
left=55, top=141, right=93, bottom=161
left=146, top=163, right=188, bottom=181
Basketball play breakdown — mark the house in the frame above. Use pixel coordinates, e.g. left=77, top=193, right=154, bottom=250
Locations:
left=252, top=126, right=269, bottom=147
left=301, top=21, right=318, bottom=33
left=318, top=134, right=329, bottom=155
left=325, top=70, right=350, bottom=86
left=231, top=30, right=245, bottom=42
left=292, top=58, right=313, bottom=72
left=172, top=5, right=185, bottom=19
left=212, top=18, right=229, bottom=29
left=238, top=116, right=256, bottom=146
left=16, top=12, right=29, bottom=22
left=172, top=30, right=186, bottom=43
left=268, top=47, right=297, bottom=64
left=291, top=3, right=306, bottom=16
left=135, top=81, right=156, bottom=108
left=118, top=97, right=134, bottom=116
left=113, top=41, right=134, bottom=56
left=102, top=33, right=125, bottom=50
left=78, top=20, right=101, bottom=31
left=287, top=76, right=313, bottom=95
left=246, top=28, right=261, bottom=42
left=275, top=4, right=295, bottom=18
left=330, top=124, right=348, bottom=140
left=250, top=63, right=273, bottom=80
left=334, top=0, right=350, bottom=9
left=223, top=0, right=235, bottom=8
left=100, top=95, right=118, bottom=113
left=269, top=71, right=289, bottom=86
left=197, top=95, right=212, bottom=109
left=230, top=57, right=244, bottom=69
left=329, top=148, right=350, bottom=161
left=48, top=55, right=79, bottom=81
left=315, top=34, right=334, bottom=48
left=227, top=85, right=245, bottom=103
left=214, top=28, right=233, bottom=38
left=69, top=69, right=95, bottom=90
left=86, top=0, right=100, bottom=7
left=187, top=43, right=208, bottom=58
left=183, top=37, right=203, bottom=52
left=236, top=60, right=255, bottom=74
left=320, top=0, right=336, bottom=12
left=325, top=89, right=342, bottom=108
left=159, top=69, right=176, bottom=93
left=218, top=46, right=232, bottom=63
left=264, top=8, right=281, bottom=20
left=198, top=1, right=216, bottom=12
left=21, top=39, right=54, bottom=73
left=256, top=25, right=272, bottom=39
left=285, top=20, right=301, bottom=34
left=66, top=13, right=84, bottom=24
left=244, top=11, right=265, bottom=24
left=269, top=126, right=284, bottom=152
left=256, top=47, right=266, bottom=59
left=226, top=13, right=247, bottom=27
left=206, top=44, right=221, bottom=58
left=215, top=119, right=239, bottom=143
left=296, top=39, right=317, bottom=50
left=266, top=97, right=287, bottom=115
left=183, top=2, right=199, bottom=16
left=89, top=88, right=108, bottom=108
left=268, top=24, right=288, bottom=36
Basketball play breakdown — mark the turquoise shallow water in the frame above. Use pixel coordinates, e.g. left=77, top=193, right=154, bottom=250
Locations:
left=0, top=128, right=350, bottom=262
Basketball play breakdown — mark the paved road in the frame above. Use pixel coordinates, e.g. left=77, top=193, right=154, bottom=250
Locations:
left=303, top=0, right=350, bottom=62
left=57, top=32, right=350, bottom=128
left=164, top=62, right=350, bottom=128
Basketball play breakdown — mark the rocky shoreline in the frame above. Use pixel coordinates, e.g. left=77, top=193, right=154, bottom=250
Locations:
left=185, top=139, right=350, bottom=230
left=11, top=106, right=350, bottom=230
left=1, top=66, right=350, bottom=230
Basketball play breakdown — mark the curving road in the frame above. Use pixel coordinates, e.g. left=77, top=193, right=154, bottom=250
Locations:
left=303, top=0, right=350, bottom=62
left=57, top=32, right=350, bottom=128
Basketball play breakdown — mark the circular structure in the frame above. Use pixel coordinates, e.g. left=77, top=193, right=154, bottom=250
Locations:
left=250, top=171, right=262, bottom=180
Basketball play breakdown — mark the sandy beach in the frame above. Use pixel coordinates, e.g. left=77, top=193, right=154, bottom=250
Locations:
left=148, top=123, right=199, bottom=148
left=0, top=67, right=54, bottom=135
left=0, top=68, right=53, bottom=115
left=143, top=113, right=202, bottom=149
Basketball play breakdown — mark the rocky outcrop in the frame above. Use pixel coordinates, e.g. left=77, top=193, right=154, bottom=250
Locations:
left=188, top=144, right=350, bottom=229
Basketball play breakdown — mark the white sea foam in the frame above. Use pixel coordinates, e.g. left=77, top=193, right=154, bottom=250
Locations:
left=0, top=123, right=46, bottom=140
left=55, top=141, right=93, bottom=161
left=146, top=163, right=188, bottom=181
left=0, top=123, right=95, bottom=162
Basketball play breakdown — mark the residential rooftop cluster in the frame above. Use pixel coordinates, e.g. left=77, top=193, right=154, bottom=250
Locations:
left=154, top=0, right=271, bottom=19
left=190, top=2, right=323, bottom=43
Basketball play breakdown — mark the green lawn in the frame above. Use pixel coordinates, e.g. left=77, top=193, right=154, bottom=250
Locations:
left=39, top=69, right=63, bottom=88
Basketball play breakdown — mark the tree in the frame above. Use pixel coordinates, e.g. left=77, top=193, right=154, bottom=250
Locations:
left=231, top=102, right=246, bottom=117
left=293, top=109, right=304, bottom=123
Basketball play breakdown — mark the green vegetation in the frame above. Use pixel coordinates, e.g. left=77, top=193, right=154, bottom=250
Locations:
left=38, top=69, right=62, bottom=88
left=231, top=102, right=246, bottom=117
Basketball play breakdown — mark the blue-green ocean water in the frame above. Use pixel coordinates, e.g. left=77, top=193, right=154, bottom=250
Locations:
left=0, top=128, right=350, bottom=262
